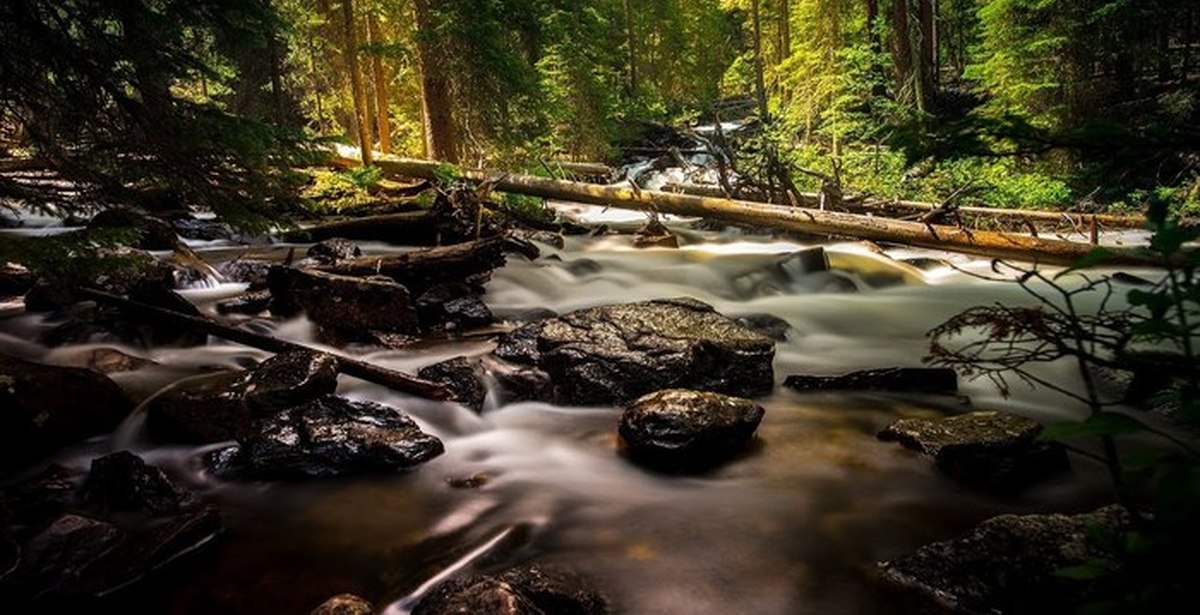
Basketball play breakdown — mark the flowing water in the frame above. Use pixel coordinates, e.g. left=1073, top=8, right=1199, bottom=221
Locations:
left=0, top=206, right=1149, bottom=613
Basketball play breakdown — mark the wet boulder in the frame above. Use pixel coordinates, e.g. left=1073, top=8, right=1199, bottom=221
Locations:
left=633, top=218, right=679, bottom=249
left=268, top=267, right=419, bottom=344
left=312, top=593, right=373, bottom=615
left=145, top=350, right=339, bottom=443
left=0, top=354, right=132, bottom=469
left=493, top=298, right=775, bottom=406
left=79, top=451, right=194, bottom=517
left=733, top=313, right=791, bottom=341
left=415, top=283, right=494, bottom=331
left=415, top=565, right=606, bottom=615
left=619, top=389, right=765, bottom=472
left=218, top=258, right=274, bottom=288
left=88, top=208, right=179, bottom=251
left=46, top=347, right=156, bottom=375
left=878, top=410, right=1070, bottom=491
left=2, top=514, right=124, bottom=601
left=419, top=357, right=487, bottom=413
left=306, top=239, right=363, bottom=264
left=23, top=246, right=173, bottom=313
left=878, top=506, right=1130, bottom=614
left=216, top=290, right=273, bottom=315
left=0, top=262, right=33, bottom=297
left=217, top=396, right=444, bottom=479
left=0, top=465, right=84, bottom=534
left=785, top=367, right=957, bottom=394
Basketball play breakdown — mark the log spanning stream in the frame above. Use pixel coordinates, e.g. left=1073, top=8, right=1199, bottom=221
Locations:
left=0, top=205, right=1142, bottom=613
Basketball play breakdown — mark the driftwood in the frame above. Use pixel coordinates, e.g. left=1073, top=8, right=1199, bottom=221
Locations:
left=337, top=156, right=1161, bottom=267
left=311, top=235, right=511, bottom=289
left=286, top=211, right=440, bottom=244
left=81, top=288, right=454, bottom=401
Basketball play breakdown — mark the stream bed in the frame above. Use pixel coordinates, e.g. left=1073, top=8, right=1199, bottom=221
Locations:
left=0, top=207, right=1134, bottom=613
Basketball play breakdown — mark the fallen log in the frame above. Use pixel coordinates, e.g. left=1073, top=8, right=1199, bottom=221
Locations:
left=81, top=288, right=454, bottom=401
left=337, top=156, right=1160, bottom=267
left=285, top=211, right=439, bottom=244
left=661, top=182, right=1146, bottom=229
left=546, top=161, right=614, bottom=178
left=310, top=235, right=510, bottom=289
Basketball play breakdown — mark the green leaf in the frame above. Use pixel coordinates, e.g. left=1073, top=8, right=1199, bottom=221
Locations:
left=1040, top=412, right=1149, bottom=441
left=1056, top=248, right=1114, bottom=278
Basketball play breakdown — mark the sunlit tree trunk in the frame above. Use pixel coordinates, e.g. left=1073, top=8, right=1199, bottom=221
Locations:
left=412, top=0, right=457, bottom=162
left=318, top=0, right=350, bottom=138
left=366, top=12, right=392, bottom=154
left=624, top=0, right=638, bottom=94
left=339, top=0, right=372, bottom=165
left=751, top=0, right=769, bottom=118
left=778, top=0, right=791, bottom=65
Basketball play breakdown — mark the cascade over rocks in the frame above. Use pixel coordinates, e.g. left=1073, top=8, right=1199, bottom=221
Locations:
left=415, top=564, right=607, bottom=615
left=268, top=267, right=420, bottom=344
left=619, top=389, right=765, bottom=472
left=492, top=298, right=775, bottom=406
left=211, top=396, right=444, bottom=479
left=418, top=357, right=487, bottom=413
left=878, top=410, right=1070, bottom=491
left=0, top=354, right=132, bottom=469
left=146, top=350, right=339, bottom=443
left=785, top=367, right=958, bottom=394
left=878, top=506, right=1131, bottom=614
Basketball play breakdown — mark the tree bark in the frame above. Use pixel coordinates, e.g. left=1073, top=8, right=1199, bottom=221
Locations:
left=366, top=13, right=393, bottom=154
left=338, top=155, right=1162, bottom=267
left=339, top=0, right=373, bottom=165
left=918, top=0, right=937, bottom=102
left=891, top=0, right=915, bottom=107
left=311, top=236, right=509, bottom=288
left=412, top=0, right=458, bottom=162
left=624, top=0, right=639, bottom=94
left=778, top=0, right=791, bottom=64
left=750, top=0, right=769, bottom=118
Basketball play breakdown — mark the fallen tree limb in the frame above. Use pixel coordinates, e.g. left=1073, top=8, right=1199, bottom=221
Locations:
left=286, top=211, right=439, bottom=244
left=337, top=155, right=1161, bottom=267
left=311, top=235, right=510, bottom=289
left=81, top=288, right=454, bottom=401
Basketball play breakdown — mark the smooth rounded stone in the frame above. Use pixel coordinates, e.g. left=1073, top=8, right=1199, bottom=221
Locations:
left=216, top=290, right=272, bottom=315
left=312, top=593, right=373, bottom=615
left=778, top=246, right=830, bottom=274
left=878, top=505, right=1130, bottom=614
left=219, top=396, right=444, bottom=479
left=241, top=351, right=339, bottom=415
left=0, top=465, right=84, bottom=532
left=268, top=266, right=419, bottom=343
left=145, top=351, right=338, bottom=443
left=785, top=367, right=958, bottom=394
left=415, top=565, right=606, bottom=615
left=0, top=354, right=132, bottom=469
left=415, top=283, right=494, bottom=331
left=419, top=357, right=486, bottom=413
left=79, top=451, right=194, bottom=517
left=217, top=259, right=273, bottom=288
left=493, top=298, right=776, bottom=406
left=878, top=410, right=1070, bottom=491
left=88, top=208, right=179, bottom=251
left=619, top=389, right=765, bottom=472
left=3, top=514, right=123, bottom=600
left=306, top=238, right=362, bottom=264
left=733, top=313, right=792, bottom=341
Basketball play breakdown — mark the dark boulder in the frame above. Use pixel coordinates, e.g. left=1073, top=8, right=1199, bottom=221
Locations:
left=218, top=259, right=274, bottom=288
left=415, top=565, right=606, bottom=615
left=312, top=593, right=373, bottom=615
left=145, top=351, right=338, bottom=443
left=493, top=298, right=775, bottom=406
left=619, top=389, right=765, bottom=472
left=0, top=355, right=132, bottom=469
left=785, top=367, right=957, bottom=394
left=47, top=347, right=156, bottom=374
left=733, top=313, right=791, bottom=341
left=879, top=506, right=1130, bottom=614
left=88, top=208, right=179, bottom=251
left=878, top=410, right=1070, bottom=491
left=217, top=396, right=444, bottom=479
left=415, top=283, right=494, bottom=331
left=0, top=465, right=84, bottom=534
left=79, top=451, right=194, bottom=517
left=216, top=290, right=273, bottom=315
left=268, top=267, right=419, bottom=343
left=38, top=276, right=205, bottom=348
left=0, top=262, right=33, bottom=297
left=2, top=514, right=123, bottom=601
left=306, top=239, right=362, bottom=264
left=633, top=218, right=679, bottom=249
left=24, top=246, right=173, bottom=313
left=419, top=357, right=487, bottom=413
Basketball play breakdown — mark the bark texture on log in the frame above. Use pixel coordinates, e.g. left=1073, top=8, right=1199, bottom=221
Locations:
left=311, top=236, right=508, bottom=288
left=337, top=155, right=1161, bottom=266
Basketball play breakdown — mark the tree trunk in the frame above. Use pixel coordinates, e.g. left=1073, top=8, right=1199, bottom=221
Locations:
left=750, top=0, right=769, bottom=118
left=339, top=0, right=373, bottom=165
left=339, top=155, right=1162, bottom=267
left=624, top=0, right=639, bottom=94
left=918, top=0, right=937, bottom=103
left=412, top=0, right=458, bottom=162
left=318, top=0, right=351, bottom=142
left=891, top=0, right=915, bottom=106
left=778, top=0, right=791, bottom=65
left=366, top=13, right=392, bottom=154
left=867, top=0, right=885, bottom=96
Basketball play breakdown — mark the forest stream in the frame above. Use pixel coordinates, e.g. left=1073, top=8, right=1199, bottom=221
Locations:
left=0, top=204, right=1143, bottom=614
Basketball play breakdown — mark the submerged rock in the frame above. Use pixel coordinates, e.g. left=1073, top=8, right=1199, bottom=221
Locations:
left=145, top=350, right=338, bottom=443
left=493, top=298, right=775, bottom=406
left=306, top=238, right=362, bottom=264
left=79, top=451, right=194, bottom=517
left=878, top=410, right=1070, bottom=491
left=619, top=389, right=765, bottom=472
left=785, top=367, right=957, bottom=394
left=419, top=357, right=487, bottom=413
left=0, top=354, right=132, bottom=469
left=312, top=593, right=373, bottom=615
left=878, top=506, right=1131, bottom=614
left=217, top=258, right=273, bottom=288
left=415, top=564, right=606, bottom=615
left=733, top=313, right=791, bottom=341
left=268, top=267, right=419, bottom=343
left=218, top=396, right=444, bottom=479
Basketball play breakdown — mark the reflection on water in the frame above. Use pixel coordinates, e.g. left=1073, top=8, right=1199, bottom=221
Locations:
left=0, top=214, right=1139, bottom=614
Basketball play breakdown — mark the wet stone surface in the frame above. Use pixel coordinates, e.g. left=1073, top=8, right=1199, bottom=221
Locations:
left=619, top=389, right=765, bottom=472
left=415, top=564, right=607, bottom=615
left=785, top=367, right=958, bottom=394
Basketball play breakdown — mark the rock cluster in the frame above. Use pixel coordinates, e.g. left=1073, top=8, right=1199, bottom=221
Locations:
left=415, top=564, right=606, bottom=615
